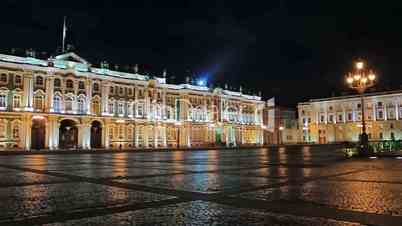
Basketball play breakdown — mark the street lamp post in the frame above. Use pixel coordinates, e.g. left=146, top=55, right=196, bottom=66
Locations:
left=345, top=60, right=376, bottom=155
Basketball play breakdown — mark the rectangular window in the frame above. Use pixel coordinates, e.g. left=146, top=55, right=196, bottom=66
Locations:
left=377, top=110, right=384, bottom=120
left=0, top=95, right=6, bottom=108
left=14, top=75, right=22, bottom=85
left=338, top=114, right=343, bottom=122
left=0, top=74, right=8, bottom=83
left=137, top=104, right=144, bottom=117
left=347, top=112, right=353, bottom=121
left=118, top=103, right=124, bottom=115
left=328, top=115, right=334, bottom=123
left=13, top=95, right=21, bottom=108
left=108, top=102, right=114, bottom=114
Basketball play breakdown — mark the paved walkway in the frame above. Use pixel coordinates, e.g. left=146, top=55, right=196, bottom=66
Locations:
left=0, top=146, right=401, bottom=225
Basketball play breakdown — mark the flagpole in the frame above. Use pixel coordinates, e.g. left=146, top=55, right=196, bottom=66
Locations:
left=62, top=16, right=66, bottom=53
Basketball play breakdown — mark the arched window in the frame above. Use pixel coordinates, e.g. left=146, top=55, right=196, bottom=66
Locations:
left=78, top=97, right=85, bottom=114
left=34, top=95, right=44, bottom=111
left=36, top=76, right=43, bottom=86
left=93, top=83, right=99, bottom=92
left=53, top=95, right=62, bottom=112
left=54, top=78, right=61, bottom=87
left=66, top=79, right=74, bottom=89
left=12, top=122, right=20, bottom=139
left=65, top=96, right=74, bottom=112
left=92, top=99, right=100, bottom=115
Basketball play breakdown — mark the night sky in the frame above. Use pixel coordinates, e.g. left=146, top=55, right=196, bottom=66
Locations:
left=1, top=1, right=402, bottom=107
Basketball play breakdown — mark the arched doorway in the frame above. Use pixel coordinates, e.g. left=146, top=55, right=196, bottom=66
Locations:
left=59, top=119, right=78, bottom=149
left=90, top=120, right=102, bottom=148
left=31, top=117, right=46, bottom=150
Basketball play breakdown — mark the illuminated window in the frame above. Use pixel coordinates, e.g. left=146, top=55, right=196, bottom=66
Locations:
left=65, top=96, right=73, bottom=111
left=34, top=95, right=44, bottom=111
left=92, top=99, right=100, bottom=115
left=119, top=126, right=124, bottom=139
left=78, top=97, right=85, bottom=114
left=12, top=123, right=20, bottom=139
left=53, top=95, right=62, bottom=112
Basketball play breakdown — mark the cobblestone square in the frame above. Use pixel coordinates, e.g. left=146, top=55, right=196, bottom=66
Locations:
left=0, top=147, right=402, bottom=226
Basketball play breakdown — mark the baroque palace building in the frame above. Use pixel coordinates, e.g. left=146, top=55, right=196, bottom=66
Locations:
left=0, top=52, right=265, bottom=150
left=298, top=90, right=402, bottom=144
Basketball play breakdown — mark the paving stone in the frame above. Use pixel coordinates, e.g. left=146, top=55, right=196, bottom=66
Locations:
left=44, top=201, right=366, bottom=226
left=236, top=180, right=402, bottom=216
left=0, top=182, right=174, bottom=221
left=116, top=173, right=285, bottom=193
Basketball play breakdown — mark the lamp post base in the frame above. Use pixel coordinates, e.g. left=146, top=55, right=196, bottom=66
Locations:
left=358, top=132, right=370, bottom=156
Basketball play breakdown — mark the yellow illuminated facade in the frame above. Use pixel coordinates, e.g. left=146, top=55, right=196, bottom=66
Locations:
left=0, top=52, right=265, bottom=150
left=298, top=91, right=402, bottom=143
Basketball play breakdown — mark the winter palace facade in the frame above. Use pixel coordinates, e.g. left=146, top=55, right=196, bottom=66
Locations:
left=298, top=90, right=402, bottom=143
left=0, top=52, right=265, bottom=150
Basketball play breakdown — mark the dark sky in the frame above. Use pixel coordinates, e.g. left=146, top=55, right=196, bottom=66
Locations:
left=1, top=0, right=402, bottom=107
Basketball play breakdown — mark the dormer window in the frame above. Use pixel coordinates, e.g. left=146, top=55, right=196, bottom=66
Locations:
left=66, top=79, right=74, bottom=89
left=110, top=86, right=114, bottom=94
left=119, top=87, right=124, bottom=95
left=36, top=76, right=43, bottom=86
left=128, top=88, right=132, bottom=96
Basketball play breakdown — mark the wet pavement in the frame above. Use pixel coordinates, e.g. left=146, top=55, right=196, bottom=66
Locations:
left=0, top=146, right=401, bottom=226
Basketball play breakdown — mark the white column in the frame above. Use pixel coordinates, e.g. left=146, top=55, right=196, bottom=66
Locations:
left=384, top=106, right=388, bottom=120
left=23, top=75, right=34, bottom=111
left=101, top=83, right=109, bottom=115
left=144, top=125, right=149, bottom=148
left=154, top=125, right=158, bottom=147
left=163, top=126, right=167, bottom=147
left=47, top=77, right=54, bottom=112
left=86, top=80, right=92, bottom=115
left=395, top=103, right=399, bottom=120
left=135, top=126, right=139, bottom=148
left=373, top=104, right=376, bottom=121
left=23, top=116, right=32, bottom=150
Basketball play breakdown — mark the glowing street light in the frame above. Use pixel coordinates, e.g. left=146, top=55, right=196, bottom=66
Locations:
left=345, top=60, right=377, bottom=155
